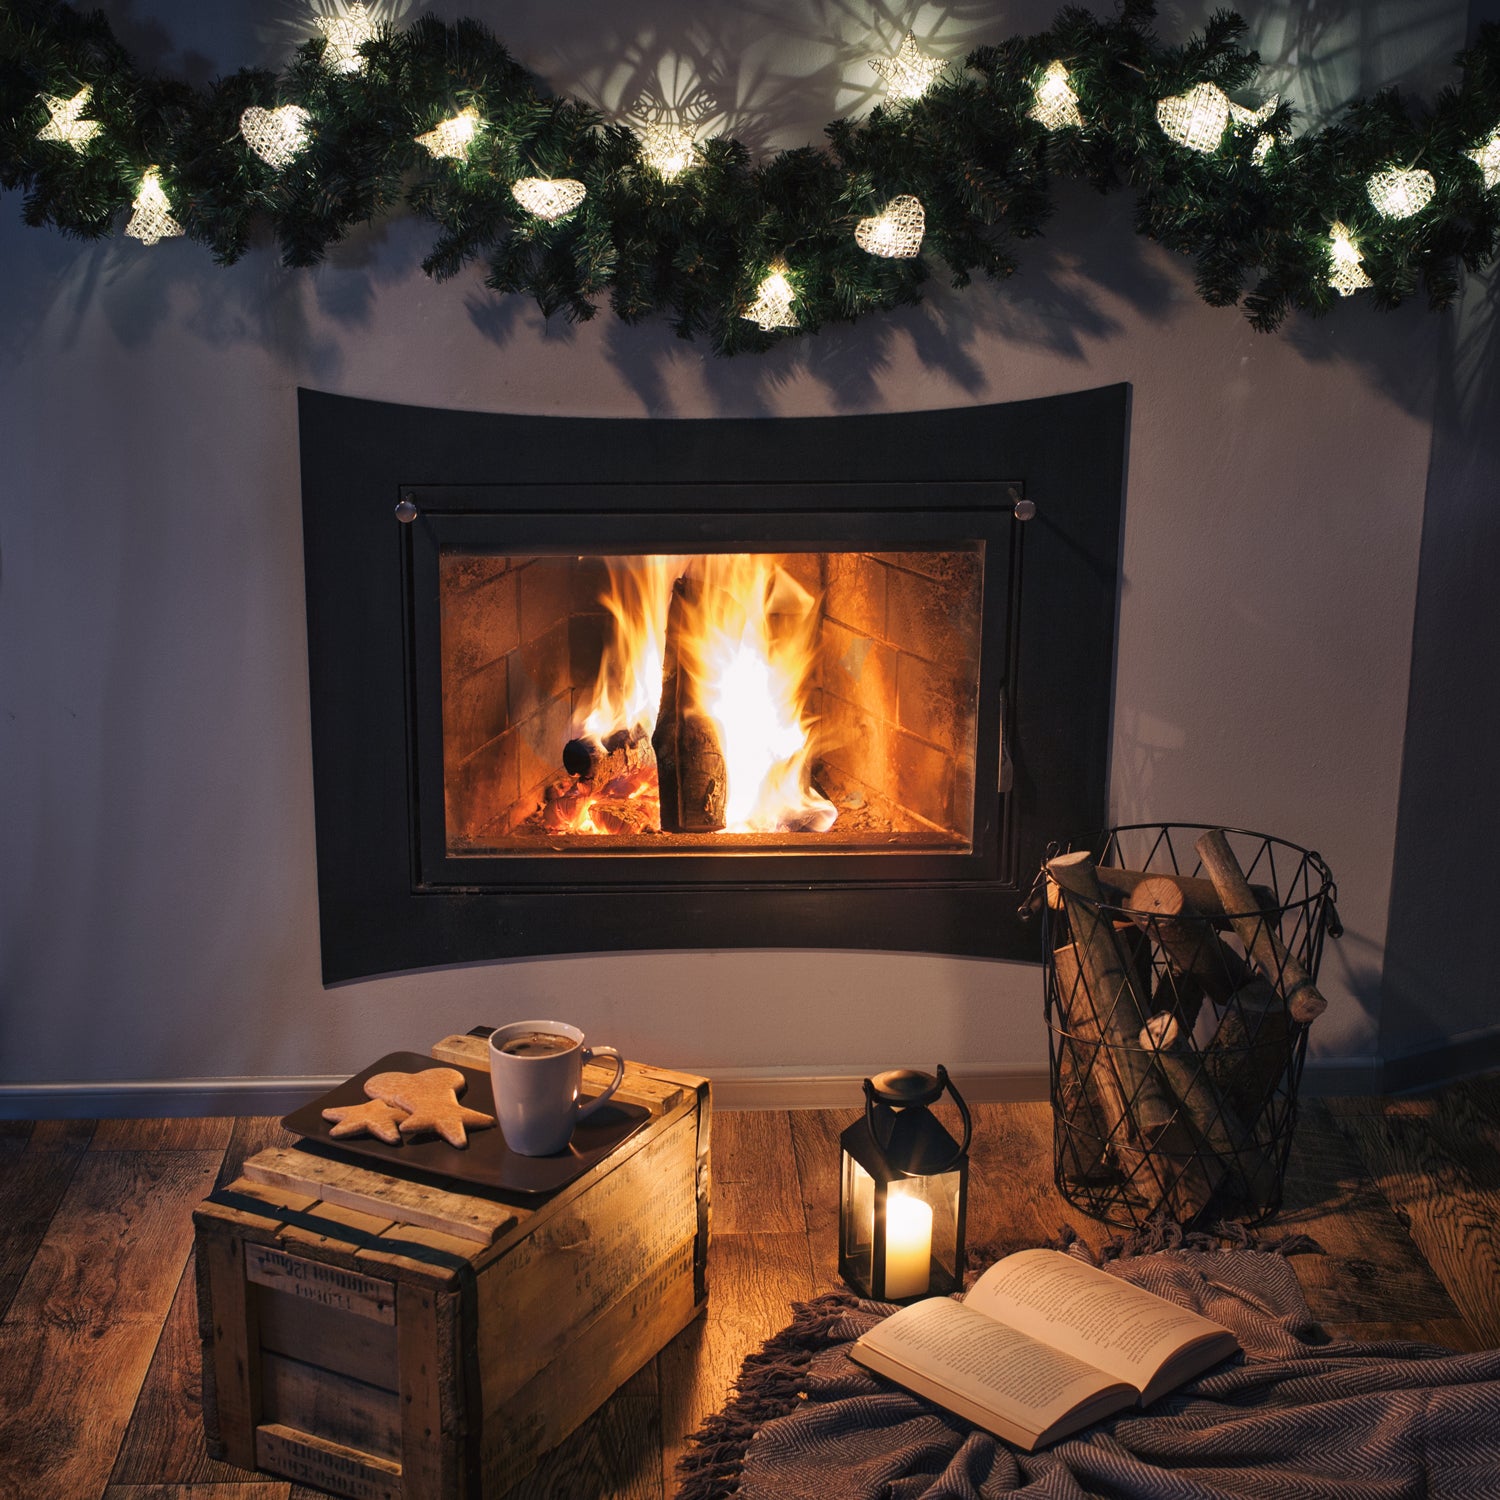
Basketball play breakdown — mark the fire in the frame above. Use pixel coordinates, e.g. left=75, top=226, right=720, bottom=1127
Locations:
left=563, top=553, right=837, bottom=835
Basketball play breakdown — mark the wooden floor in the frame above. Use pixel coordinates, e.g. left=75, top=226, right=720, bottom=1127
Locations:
left=3, top=1076, right=1500, bottom=1500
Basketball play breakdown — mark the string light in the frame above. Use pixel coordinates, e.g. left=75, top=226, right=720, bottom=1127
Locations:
left=239, top=105, right=311, bottom=168
left=36, top=86, right=101, bottom=151
left=1156, top=83, right=1230, bottom=152
left=316, top=3, right=378, bottom=74
left=511, top=177, right=586, bottom=220
left=854, top=194, right=926, bottom=258
left=638, top=124, right=698, bottom=180
left=742, top=264, right=799, bottom=330
left=1252, top=132, right=1275, bottom=165
left=1157, top=84, right=1276, bottom=153
left=1366, top=166, right=1435, bottom=219
left=1327, top=221, right=1372, bottom=296
left=871, top=33, right=944, bottom=102
left=1029, top=61, right=1083, bottom=131
left=415, top=106, right=480, bottom=160
left=124, top=169, right=183, bottom=245
left=1467, top=127, right=1500, bottom=190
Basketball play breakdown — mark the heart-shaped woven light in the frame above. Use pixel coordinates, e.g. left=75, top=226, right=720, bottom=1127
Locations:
left=416, top=107, right=479, bottom=161
left=853, top=195, right=925, bottom=259
left=239, top=105, right=310, bottom=169
left=512, top=177, right=587, bottom=220
left=1366, top=166, right=1435, bottom=220
left=1156, top=83, right=1229, bottom=153
left=639, top=124, right=697, bottom=180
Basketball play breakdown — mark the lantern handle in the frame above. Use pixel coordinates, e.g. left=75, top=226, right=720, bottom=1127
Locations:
left=862, top=1064, right=972, bottom=1175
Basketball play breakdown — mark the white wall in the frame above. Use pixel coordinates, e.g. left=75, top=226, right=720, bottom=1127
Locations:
left=0, top=0, right=1463, bottom=1097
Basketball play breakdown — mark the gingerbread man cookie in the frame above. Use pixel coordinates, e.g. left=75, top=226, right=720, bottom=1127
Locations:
left=364, top=1066, right=496, bottom=1148
left=322, top=1097, right=409, bottom=1145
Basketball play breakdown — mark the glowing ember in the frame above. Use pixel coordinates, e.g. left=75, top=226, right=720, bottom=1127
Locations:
left=561, top=553, right=836, bottom=836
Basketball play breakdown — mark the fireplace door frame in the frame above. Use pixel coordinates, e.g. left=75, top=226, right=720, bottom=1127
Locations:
left=299, top=386, right=1128, bottom=983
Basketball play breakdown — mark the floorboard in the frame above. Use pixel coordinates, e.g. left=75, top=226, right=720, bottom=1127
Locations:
left=0, top=1079, right=1497, bottom=1500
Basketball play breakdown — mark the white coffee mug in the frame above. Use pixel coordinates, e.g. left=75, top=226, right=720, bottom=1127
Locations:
left=488, top=1020, right=626, bottom=1156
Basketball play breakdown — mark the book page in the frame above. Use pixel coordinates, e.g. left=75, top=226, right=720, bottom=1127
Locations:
left=962, top=1249, right=1237, bottom=1398
left=852, top=1296, right=1131, bottom=1445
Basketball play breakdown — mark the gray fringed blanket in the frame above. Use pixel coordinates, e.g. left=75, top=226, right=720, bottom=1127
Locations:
left=676, top=1238, right=1500, bottom=1500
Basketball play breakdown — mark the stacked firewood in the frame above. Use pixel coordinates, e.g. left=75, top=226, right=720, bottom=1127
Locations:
left=1046, top=829, right=1327, bottom=1223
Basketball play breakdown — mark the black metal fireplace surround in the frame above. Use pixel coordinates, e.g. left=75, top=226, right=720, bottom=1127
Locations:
left=299, top=386, right=1127, bottom=983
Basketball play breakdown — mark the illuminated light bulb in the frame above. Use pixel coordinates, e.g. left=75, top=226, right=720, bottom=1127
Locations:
left=36, top=86, right=101, bottom=151
left=1327, top=221, right=1372, bottom=297
left=511, top=177, right=587, bottom=220
left=1466, top=127, right=1500, bottom=191
left=316, top=2, right=377, bottom=74
left=239, top=104, right=312, bottom=168
left=1156, top=82, right=1230, bottom=153
left=871, top=33, right=945, bottom=102
left=416, top=106, right=480, bottom=160
left=853, top=194, right=925, bottom=258
left=639, top=123, right=697, bottom=180
left=1228, top=94, right=1279, bottom=131
left=1029, top=60, right=1083, bottom=131
left=1366, top=165, right=1435, bottom=220
left=124, top=168, right=183, bottom=246
left=742, top=264, right=799, bottom=330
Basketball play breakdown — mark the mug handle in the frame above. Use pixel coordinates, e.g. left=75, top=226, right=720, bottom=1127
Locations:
left=576, top=1046, right=625, bottom=1121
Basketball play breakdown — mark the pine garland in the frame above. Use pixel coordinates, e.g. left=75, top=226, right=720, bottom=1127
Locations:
left=2, top=0, right=1498, bottom=354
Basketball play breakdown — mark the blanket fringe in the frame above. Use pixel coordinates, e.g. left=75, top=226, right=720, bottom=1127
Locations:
left=674, top=1292, right=861, bottom=1500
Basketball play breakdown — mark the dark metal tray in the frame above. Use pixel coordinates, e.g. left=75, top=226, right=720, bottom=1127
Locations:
left=281, top=1050, right=651, bottom=1197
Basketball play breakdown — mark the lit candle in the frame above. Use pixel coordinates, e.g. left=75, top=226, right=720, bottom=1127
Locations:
left=882, top=1193, right=933, bottom=1299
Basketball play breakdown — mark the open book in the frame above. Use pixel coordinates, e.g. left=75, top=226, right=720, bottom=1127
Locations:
left=849, top=1248, right=1239, bottom=1451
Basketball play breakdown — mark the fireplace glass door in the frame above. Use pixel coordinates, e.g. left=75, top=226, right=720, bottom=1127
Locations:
left=408, top=496, right=1013, bottom=890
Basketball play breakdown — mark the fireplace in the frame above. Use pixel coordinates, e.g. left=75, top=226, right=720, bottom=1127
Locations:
left=299, top=387, right=1127, bottom=982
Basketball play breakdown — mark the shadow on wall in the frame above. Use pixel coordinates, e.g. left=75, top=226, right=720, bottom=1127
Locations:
left=0, top=0, right=1475, bottom=413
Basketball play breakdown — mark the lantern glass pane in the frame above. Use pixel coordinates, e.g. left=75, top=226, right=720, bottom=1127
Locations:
left=841, top=1150, right=875, bottom=1291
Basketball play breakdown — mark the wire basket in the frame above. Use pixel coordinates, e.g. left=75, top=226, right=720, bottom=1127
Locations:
left=1041, top=823, right=1339, bottom=1228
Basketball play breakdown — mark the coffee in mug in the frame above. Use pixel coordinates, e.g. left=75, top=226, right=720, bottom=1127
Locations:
left=498, top=1030, right=575, bottom=1058
left=488, top=1019, right=625, bottom=1156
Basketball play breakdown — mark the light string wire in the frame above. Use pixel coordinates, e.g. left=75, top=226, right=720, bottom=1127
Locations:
left=2, top=0, right=1498, bottom=354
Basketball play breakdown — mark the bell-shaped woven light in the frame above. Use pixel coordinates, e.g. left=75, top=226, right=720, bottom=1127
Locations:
left=639, top=124, right=697, bottom=180
left=125, top=169, right=183, bottom=246
left=742, top=265, right=799, bottom=330
left=1365, top=166, right=1435, bottom=220
left=1467, top=127, right=1500, bottom=191
left=1156, top=82, right=1230, bottom=153
left=36, top=87, right=101, bottom=151
left=240, top=105, right=311, bottom=169
left=316, top=3, right=377, bottom=75
left=512, top=177, right=587, bottom=221
left=871, top=33, right=945, bottom=102
left=1029, top=61, right=1083, bottom=131
left=416, top=107, right=480, bottom=161
left=1327, top=221, right=1373, bottom=297
left=853, top=195, right=926, bottom=259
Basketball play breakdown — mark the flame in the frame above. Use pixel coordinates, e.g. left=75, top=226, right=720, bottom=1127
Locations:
left=578, top=555, right=684, bottom=743
left=571, top=553, right=836, bottom=835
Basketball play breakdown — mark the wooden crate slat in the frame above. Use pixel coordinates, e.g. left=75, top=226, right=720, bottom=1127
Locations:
left=260, top=1350, right=404, bottom=1461
left=256, top=1280, right=401, bottom=1384
left=244, top=1148, right=517, bottom=1246
left=430, top=1035, right=680, bottom=1113
left=255, top=1421, right=403, bottom=1500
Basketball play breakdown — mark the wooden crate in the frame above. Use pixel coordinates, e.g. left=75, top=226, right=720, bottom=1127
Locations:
left=194, top=1039, right=710, bottom=1500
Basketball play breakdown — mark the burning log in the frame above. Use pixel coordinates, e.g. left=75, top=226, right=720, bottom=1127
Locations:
left=561, top=728, right=656, bottom=787
left=652, top=577, right=728, bottom=833
left=1194, top=829, right=1328, bottom=1024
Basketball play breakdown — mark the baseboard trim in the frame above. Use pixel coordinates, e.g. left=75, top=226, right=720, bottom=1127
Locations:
left=1380, top=1028, right=1500, bottom=1095
left=0, top=1054, right=1409, bottom=1121
left=0, top=1077, right=342, bottom=1121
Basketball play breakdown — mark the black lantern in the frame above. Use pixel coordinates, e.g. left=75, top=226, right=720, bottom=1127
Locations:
left=839, top=1065, right=971, bottom=1301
